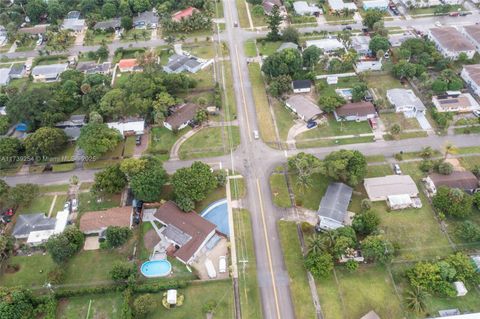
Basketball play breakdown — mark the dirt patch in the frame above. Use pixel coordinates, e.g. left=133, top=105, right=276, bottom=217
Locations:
left=55, top=298, right=69, bottom=317
left=445, top=158, right=464, bottom=171
left=4, top=264, right=20, bottom=273
left=143, top=228, right=160, bottom=251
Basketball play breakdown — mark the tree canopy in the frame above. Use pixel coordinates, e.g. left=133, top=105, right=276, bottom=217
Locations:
left=77, top=123, right=122, bottom=157
left=24, top=127, right=68, bottom=158
left=129, top=157, right=168, bottom=202
left=91, top=164, right=128, bottom=195
left=432, top=186, right=473, bottom=218
left=46, top=226, right=84, bottom=264
left=321, top=150, right=367, bottom=186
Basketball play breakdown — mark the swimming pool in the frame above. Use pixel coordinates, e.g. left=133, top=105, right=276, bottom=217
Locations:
left=201, top=199, right=229, bottom=237
left=140, top=260, right=172, bottom=278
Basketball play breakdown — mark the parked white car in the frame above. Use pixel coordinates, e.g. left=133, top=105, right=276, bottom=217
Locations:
left=219, top=256, right=227, bottom=273
left=205, top=258, right=217, bottom=279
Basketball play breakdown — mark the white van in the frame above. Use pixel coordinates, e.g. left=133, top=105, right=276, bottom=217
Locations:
left=205, top=258, right=217, bottom=279
left=253, top=130, right=259, bottom=140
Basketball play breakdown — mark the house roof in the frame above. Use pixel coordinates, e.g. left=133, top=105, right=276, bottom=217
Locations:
left=0, top=68, right=10, bottom=86
left=463, top=64, right=480, bottom=87
left=428, top=171, right=478, bottom=190
left=328, top=0, right=357, bottom=11
left=9, top=64, right=25, bottom=76
left=335, top=101, right=376, bottom=117
left=429, top=27, right=475, bottom=52
left=293, top=1, right=320, bottom=13
left=426, top=313, right=480, bottom=319
left=134, top=11, right=159, bottom=24
left=55, top=114, right=86, bottom=127
left=387, top=88, right=425, bottom=111
left=154, top=201, right=216, bottom=263
left=352, top=35, right=371, bottom=52
left=292, top=79, right=311, bottom=90
left=12, top=213, right=56, bottom=238
left=79, top=206, right=132, bottom=233
left=389, top=32, right=416, bottom=47
left=164, top=103, right=200, bottom=129
left=66, top=11, right=81, bottom=19
left=18, top=24, right=49, bottom=34
left=77, top=61, right=111, bottom=74
left=463, top=25, right=480, bottom=44
left=364, top=175, right=419, bottom=199
left=172, top=7, right=199, bottom=21
left=263, top=0, right=282, bottom=13
left=433, top=93, right=480, bottom=111
left=360, top=310, right=381, bottom=319
left=164, top=54, right=201, bottom=72
left=277, top=42, right=298, bottom=51
left=31, top=63, right=68, bottom=77
left=286, top=95, right=322, bottom=119
left=93, top=18, right=121, bottom=30
left=107, top=119, right=145, bottom=135
left=318, top=183, right=352, bottom=223
left=118, top=59, right=138, bottom=69
left=306, top=38, right=344, bottom=51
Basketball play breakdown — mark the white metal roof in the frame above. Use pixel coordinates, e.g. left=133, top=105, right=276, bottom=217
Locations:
left=306, top=38, right=344, bottom=52
left=107, top=120, right=145, bottom=135
left=387, top=194, right=412, bottom=206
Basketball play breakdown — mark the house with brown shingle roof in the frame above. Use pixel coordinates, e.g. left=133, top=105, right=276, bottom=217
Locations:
left=463, top=24, right=480, bottom=52
left=461, top=64, right=480, bottom=97
left=163, top=103, right=200, bottom=131
left=79, top=206, right=133, bottom=235
left=428, top=27, right=476, bottom=59
left=424, top=171, right=479, bottom=195
left=152, top=201, right=217, bottom=264
left=334, top=101, right=376, bottom=122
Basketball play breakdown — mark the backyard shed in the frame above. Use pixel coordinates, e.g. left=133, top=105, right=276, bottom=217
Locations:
left=453, top=281, right=468, bottom=296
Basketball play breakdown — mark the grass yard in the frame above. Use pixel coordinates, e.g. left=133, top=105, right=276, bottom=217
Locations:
left=410, top=4, right=463, bottom=15
left=457, top=146, right=480, bottom=154
left=316, top=77, right=364, bottom=96
left=365, top=73, right=404, bottom=105
left=57, top=293, right=123, bottom=319
left=189, top=66, right=215, bottom=90
left=289, top=172, right=329, bottom=211
left=124, top=136, right=136, bottom=157
left=0, top=254, right=55, bottom=287
left=455, top=126, right=480, bottom=134
left=230, top=177, right=246, bottom=200
left=269, top=173, right=291, bottom=208
left=38, top=184, right=69, bottom=193
left=16, top=39, right=36, bottom=52
left=147, top=280, right=234, bottom=318
left=178, top=126, right=241, bottom=160
left=120, top=29, right=151, bottom=42
left=384, top=131, right=428, bottom=140
left=183, top=42, right=216, bottom=59
left=83, top=30, right=115, bottom=45
left=295, top=136, right=374, bottom=149
left=234, top=209, right=263, bottom=319
left=195, top=187, right=227, bottom=213
left=458, top=156, right=480, bottom=171
left=52, top=163, right=76, bottom=172
left=365, top=154, right=386, bottom=163
left=296, top=117, right=372, bottom=140
left=51, top=194, right=68, bottom=217
left=20, top=195, right=55, bottom=214
left=236, top=0, right=251, bottom=28
left=400, top=150, right=441, bottom=160
left=272, top=99, right=295, bottom=141
left=366, top=164, right=392, bottom=178
left=148, top=126, right=191, bottom=161
left=278, top=221, right=316, bottom=319
left=257, top=41, right=282, bottom=56
left=244, top=40, right=257, bottom=57
left=250, top=8, right=267, bottom=27
left=222, top=62, right=238, bottom=121
left=248, top=63, right=277, bottom=145
left=381, top=112, right=421, bottom=130
left=54, top=143, right=76, bottom=161
left=77, top=192, right=121, bottom=214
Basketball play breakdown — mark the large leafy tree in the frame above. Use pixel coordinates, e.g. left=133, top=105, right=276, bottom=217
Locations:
left=321, top=150, right=367, bottom=186
left=105, top=226, right=132, bottom=248
left=368, top=36, right=390, bottom=56
left=77, top=123, right=122, bottom=157
left=26, top=0, right=48, bottom=24
left=0, top=287, right=35, bottom=319
left=129, top=158, right=167, bottom=202
left=266, top=5, right=282, bottom=40
left=172, top=161, right=218, bottom=211
left=0, top=137, right=23, bottom=169
left=302, top=46, right=322, bottom=69
left=92, top=164, right=128, bottom=195
left=288, top=152, right=322, bottom=189
left=432, top=186, right=473, bottom=218
left=352, top=210, right=380, bottom=236
left=304, top=252, right=334, bottom=279
left=261, top=48, right=303, bottom=79
left=24, top=127, right=68, bottom=158
left=363, top=9, right=383, bottom=29
left=318, top=94, right=345, bottom=113
left=8, top=184, right=39, bottom=208
left=361, top=235, right=394, bottom=264
left=392, top=60, right=417, bottom=79
left=46, top=226, right=84, bottom=264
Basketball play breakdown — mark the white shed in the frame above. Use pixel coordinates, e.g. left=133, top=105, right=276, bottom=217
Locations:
left=167, top=289, right=177, bottom=304
left=454, top=281, right=468, bottom=297
left=387, top=194, right=413, bottom=210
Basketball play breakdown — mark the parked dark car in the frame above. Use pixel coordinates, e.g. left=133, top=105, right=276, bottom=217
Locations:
left=135, top=135, right=141, bottom=145
left=343, top=26, right=352, bottom=30
left=307, top=121, right=317, bottom=129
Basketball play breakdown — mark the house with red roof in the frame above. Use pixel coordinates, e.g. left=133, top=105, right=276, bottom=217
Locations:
left=118, top=58, right=142, bottom=73
left=172, top=7, right=199, bottom=22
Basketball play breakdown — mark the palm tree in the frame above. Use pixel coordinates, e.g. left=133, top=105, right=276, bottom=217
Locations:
left=420, top=146, right=433, bottom=159
left=307, top=234, right=324, bottom=255
left=443, top=142, right=458, bottom=160
left=295, top=174, right=312, bottom=190
left=132, top=32, right=139, bottom=42
left=405, top=286, right=429, bottom=314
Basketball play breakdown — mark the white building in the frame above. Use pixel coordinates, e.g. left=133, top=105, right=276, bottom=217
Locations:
left=327, top=0, right=357, bottom=11
left=285, top=95, right=323, bottom=122
left=293, top=1, right=322, bottom=15
left=386, top=88, right=425, bottom=117
left=352, top=35, right=371, bottom=54
left=364, top=175, right=419, bottom=202
left=461, top=64, right=480, bottom=97
left=363, top=0, right=388, bottom=10
left=317, top=183, right=353, bottom=231
left=462, top=25, right=480, bottom=52
left=306, top=38, right=344, bottom=52
left=428, top=27, right=476, bottom=60
left=0, top=68, right=11, bottom=86
left=31, top=63, right=68, bottom=82
left=107, top=119, right=145, bottom=136
left=432, top=93, right=480, bottom=113
left=356, top=60, right=382, bottom=72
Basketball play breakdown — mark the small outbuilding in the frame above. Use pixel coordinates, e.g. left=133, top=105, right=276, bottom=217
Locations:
left=453, top=281, right=468, bottom=297
left=292, top=80, right=311, bottom=93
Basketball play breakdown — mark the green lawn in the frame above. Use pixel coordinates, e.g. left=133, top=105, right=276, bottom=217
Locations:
left=52, top=163, right=76, bottom=172
left=248, top=63, right=277, bottom=146
left=458, top=156, right=480, bottom=171
left=148, top=126, right=191, bottom=161
left=455, top=126, right=480, bottom=134
left=366, top=164, right=392, bottom=178
left=124, top=136, right=136, bottom=158
left=365, top=155, right=386, bottom=163
left=147, top=280, right=234, bottom=319
left=20, top=195, right=55, bottom=214
left=57, top=293, right=123, bottom=319
left=120, top=29, right=151, bottom=42
left=257, top=41, right=282, bottom=56
left=236, top=0, right=251, bottom=28
left=83, top=30, right=115, bottom=45
left=78, top=192, right=121, bottom=214
left=410, top=4, right=463, bottom=15
left=317, top=265, right=403, bottom=319
left=296, top=136, right=374, bottom=149
left=222, top=62, right=238, bottom=122
left=269, top=173, right=291, bottom=208
left=365, top=73, right=404, bottom=105
left=457, top=146, right=480, bottom=154
left=400, top=150, right=441, bottom=160
left=234, top=209, right=263, bottom=319
left=195, top=187, right=227, bottom=213
left=230, top=177, right=246, bottom=200
left=178, top=126, right=241, bottom=160
left=288, top=172, right=330, bottom=210
left=244, top=40, right=257, bottom=57
left=189, top=66, right=215, bottom=90
left=183, top=42, right=216, bottom=59
left=296, top=117, right=372, bottom=140
left=272, top=99, right=295, bottom=141
left=38, top=184, right=70, bottom=193
left=278, top=221, right=316, bottom=319
left=0, top=254, right=56, bottom=287
left=381, top=112, right=421, bottom=131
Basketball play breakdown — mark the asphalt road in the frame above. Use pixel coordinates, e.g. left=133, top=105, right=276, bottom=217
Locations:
left=3, top=6, right=480, bottom=319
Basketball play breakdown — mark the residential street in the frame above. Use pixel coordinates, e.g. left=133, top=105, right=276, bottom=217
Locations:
left=3, top=3, right=480, bottom=319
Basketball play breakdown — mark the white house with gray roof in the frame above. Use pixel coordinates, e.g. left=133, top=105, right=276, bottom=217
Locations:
left=163, top=54, right=207, bottom=74
left=461, top=64, right=480, bottom=97
left=285, top=95, right=323, bottom=122
left=364, top=175, right=419, bottom=202
left=386, top=88, right=425, bottom=117
left=293, top=1, right=322, bottom=15
left=0, top=68, right=11, bottom=86
left=317, top=183, right=353, bottom=231
left=31, top=63, right=68, bottom=82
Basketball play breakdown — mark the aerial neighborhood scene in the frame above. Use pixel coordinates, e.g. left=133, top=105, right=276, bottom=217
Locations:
left=2, top=0, right=480, bottom=318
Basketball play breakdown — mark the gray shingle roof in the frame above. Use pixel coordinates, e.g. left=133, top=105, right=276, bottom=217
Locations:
left=31, top=63, right=68, bottom=78
left=318, top=183, right=352, bottom=223
left=162, top=224, right=192, bottom=246
left=387, top=88, right=425, bottom=111
left=12, top=213, right=56, bottom=238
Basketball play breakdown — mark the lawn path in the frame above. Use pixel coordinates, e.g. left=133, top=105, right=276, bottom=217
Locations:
left=48, top=195, right=57, bottom=218
left=244, top=1, right=253, bottom=30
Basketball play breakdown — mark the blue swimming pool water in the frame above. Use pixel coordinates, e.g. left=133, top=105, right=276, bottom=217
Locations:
left=201, top=199, right=229, bottom=236
left=140, top=260, right=172, bottom=277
